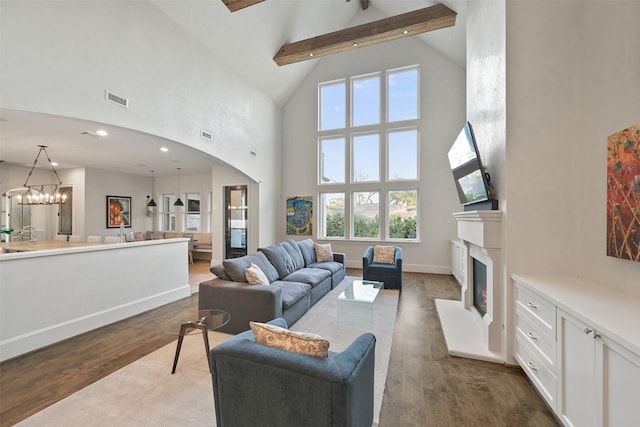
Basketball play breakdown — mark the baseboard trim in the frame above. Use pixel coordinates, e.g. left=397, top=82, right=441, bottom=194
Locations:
left=0, top=286, right=190, bottom=362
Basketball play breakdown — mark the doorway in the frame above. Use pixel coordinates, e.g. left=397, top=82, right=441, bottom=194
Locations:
left=224, top=185, right=247, bottom=259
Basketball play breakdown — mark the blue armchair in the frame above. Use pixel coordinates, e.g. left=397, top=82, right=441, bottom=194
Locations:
left=210, top=318, right=376, bottom=427
left=362, top=246, right=403, bottom=290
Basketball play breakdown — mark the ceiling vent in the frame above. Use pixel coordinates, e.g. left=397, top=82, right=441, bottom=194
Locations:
left=200, top=129, right=214, bottom=141
left=105, top=90, right=129, bottom=108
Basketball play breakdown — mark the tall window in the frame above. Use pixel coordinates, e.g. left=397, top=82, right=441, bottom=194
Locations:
left=318, top=66, right=419, bottom=241
left=160, top=194, right=176, bottom=231
left=185, top=192, right=201, bottom=232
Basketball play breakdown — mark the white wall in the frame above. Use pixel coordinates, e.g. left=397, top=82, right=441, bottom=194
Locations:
left=0, top=0, right=281, bottom=245
left=505, top=0, right=640, bottom=295
left=281, top=9, right=466, bottom=272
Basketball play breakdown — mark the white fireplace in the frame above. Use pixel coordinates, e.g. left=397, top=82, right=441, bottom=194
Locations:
left=436, top=210, right=504, bottom=363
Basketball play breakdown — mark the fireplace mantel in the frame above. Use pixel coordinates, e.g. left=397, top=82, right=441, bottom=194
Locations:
left=436, top=210, right=505, bottom=363
left=452, top=210, right=502, bottom=249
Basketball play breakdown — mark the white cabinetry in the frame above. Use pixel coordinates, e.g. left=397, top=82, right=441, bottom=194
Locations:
left=450, top=239, right=466, bottom=286
left=512, top=275, right=640, bottom=427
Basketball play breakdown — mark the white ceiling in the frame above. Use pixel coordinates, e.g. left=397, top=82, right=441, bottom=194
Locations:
left=0, top=0, right=466, bottom=177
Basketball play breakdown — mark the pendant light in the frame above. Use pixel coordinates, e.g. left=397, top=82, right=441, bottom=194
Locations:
left=174, top=167, right=184, bottom=207
left=16, top=145, right=68, bottom=205
left=147, top=170, right=157, bottom=207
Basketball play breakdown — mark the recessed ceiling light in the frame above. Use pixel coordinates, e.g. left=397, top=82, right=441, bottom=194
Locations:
left=95, top=129, right=108, bottom=137
left=309, top=53, right=314, bottom=57
left=403, top=30, right=409, bottom=35
left=353, top=43, right=358, bottom=47
left=51, top=162, right=59, bottom=167
left=160, top=147, right=169, bottom=152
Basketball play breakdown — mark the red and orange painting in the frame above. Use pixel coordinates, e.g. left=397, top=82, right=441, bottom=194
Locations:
left=607, top=122, right=640, bottom=262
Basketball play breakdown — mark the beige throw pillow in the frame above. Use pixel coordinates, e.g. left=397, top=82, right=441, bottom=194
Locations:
left=373, top=245, right=396, bottom=264
left=314, top=243, right=334, bottom=262
left=250, top=321, right=330, bottom=358
left=245, top=263, right=270, bottom=285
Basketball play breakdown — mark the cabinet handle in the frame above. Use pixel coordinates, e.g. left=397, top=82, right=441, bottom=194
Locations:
left=527, top=301, right=538, bottom=309
left=527, top=331, right=538, bottom=341
left=526, top=361, right=538, bottom=372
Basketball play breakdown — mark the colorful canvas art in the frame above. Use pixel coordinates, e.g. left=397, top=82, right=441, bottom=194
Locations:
left=286, top=196, right=313, bottom=235
left=607, top=122, right=640, bottom=262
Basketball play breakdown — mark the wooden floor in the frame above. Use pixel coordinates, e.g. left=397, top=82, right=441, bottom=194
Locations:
left=0, top=266, right=559, bottom=426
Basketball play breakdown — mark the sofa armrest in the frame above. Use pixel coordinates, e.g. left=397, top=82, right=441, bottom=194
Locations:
left=199, top=279, right=283, bottom=334
left=333, top=251, right=346, bottom=266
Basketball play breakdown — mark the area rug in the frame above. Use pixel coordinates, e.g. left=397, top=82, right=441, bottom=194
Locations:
left=17, top=277, right=398, bottom=427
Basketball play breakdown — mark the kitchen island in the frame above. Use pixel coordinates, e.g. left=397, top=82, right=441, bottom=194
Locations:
left=0, top=238, right=191, bottom=361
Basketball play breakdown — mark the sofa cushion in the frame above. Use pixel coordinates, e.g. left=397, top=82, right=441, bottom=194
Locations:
left=282, top=267, right=331, bottom=288
left=223, top=252, right=279, bottom=283
left=269, top=281, right=310, bottom=309
left=373, top=245, right=396, bottom=264
left=210, top=264, right=231, bottom=281
left=314, top=243, right=334, bottom=262
left=249, top=321, right=329, bottom=358
left=296, top=239, right=317, bottom=266
left=308, top=261, right=343, bottom=276
left=245, top=263, right=270, bottom=285
left=283, top=240, right=305, bottom=270
left=259, top=244, right=297, bottom=279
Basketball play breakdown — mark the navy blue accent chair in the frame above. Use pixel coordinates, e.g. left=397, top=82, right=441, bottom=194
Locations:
left=362, top=246, right=403, bottom=290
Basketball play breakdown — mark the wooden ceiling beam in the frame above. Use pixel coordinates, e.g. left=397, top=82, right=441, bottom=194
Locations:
left=273, top=3, right=456, bottom=66
left=222, top=0, right=265, bottom=13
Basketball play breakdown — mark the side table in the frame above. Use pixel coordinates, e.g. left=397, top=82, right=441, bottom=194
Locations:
left=167, top=309, right=230, bottom=374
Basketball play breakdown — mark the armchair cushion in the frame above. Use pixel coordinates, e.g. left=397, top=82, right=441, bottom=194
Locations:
left=250, top=321, right=330, bottom=358
left=373, top=245, right=396, bottom=264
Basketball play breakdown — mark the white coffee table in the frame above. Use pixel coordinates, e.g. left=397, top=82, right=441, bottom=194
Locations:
left=337, top=279, right=384, bottom=327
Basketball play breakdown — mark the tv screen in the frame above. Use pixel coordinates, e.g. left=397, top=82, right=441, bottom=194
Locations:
left=448, top=122, right=493, bottom=206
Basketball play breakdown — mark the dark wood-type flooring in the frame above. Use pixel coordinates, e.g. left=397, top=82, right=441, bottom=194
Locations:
left=0, top=265, right=559, bottom=426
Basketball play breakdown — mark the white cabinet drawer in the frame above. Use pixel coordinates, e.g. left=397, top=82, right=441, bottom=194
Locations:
left=515, top=335, right=557, bottom=410
left=515, top=307, right=556, bottom=370
left=515, top=282, right=556, bottom=337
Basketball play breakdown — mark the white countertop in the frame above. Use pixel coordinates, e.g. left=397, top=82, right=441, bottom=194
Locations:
left=512, top=274, right=640, bottom=356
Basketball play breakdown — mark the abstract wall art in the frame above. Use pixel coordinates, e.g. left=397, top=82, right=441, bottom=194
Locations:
left=286, top=196, right=313, bottom=235
left=607, top=122, right=640, bottom=262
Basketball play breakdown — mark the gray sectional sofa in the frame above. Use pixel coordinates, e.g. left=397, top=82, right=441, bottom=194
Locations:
left=199, top=239, right=346, bottom=334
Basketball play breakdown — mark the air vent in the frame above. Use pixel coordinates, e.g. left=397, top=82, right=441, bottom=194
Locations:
left=200, top=129, right=214, bottom=141
left=105, top=90, right=129, bottom=108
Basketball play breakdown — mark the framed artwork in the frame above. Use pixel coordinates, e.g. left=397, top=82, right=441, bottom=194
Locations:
left=107, top=195, right=132, bottom=228
left=606, top=122, right=640, bottom=262
left=286, top=196, right=313, bottom=235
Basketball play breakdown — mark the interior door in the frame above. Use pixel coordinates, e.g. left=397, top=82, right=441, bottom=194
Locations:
left=225, top=185, right=247, bottom=259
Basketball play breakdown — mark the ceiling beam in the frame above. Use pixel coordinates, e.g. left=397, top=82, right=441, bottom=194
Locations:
left=273, top=3, right=456, bottom=67
left=222, top=0, right=265, bottom=13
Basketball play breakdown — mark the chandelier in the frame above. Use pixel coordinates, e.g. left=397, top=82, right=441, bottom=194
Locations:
left=16, top=145, right=68, bottom=205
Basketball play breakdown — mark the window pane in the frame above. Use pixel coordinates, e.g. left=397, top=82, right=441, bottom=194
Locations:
left=353, top=191, right=379, bottom=238
left=320, top=137, right=345, bottom=184
left=353, top=133, right=379, bottom=182
left=319, top=81, right=346, bottom=130
left=321, top=192, right=345, bottom=238
left=388, top=129, right=418, bottom=180
left=161, top=194, right=176, bottom=231
left=388, top=68, right=418, bottom=122
left=388, top=190, right=417, bottom=239
left=352, top=74, right=380, bottom=127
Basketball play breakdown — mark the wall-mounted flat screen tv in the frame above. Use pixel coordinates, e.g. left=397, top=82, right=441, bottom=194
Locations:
left=448, top=122, right=495, bottom=208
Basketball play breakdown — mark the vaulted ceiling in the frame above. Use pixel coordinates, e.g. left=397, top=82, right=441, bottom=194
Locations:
left=1, top=0, right=466, bottom=177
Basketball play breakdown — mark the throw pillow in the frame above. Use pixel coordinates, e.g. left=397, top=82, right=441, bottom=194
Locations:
left=250, top=321, right=329, bottom=358
left=314, top=243, right=333, bottom=263
left=245, top=263, right=270, bottom=285
left=373, top=245, right=396, bottom=264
